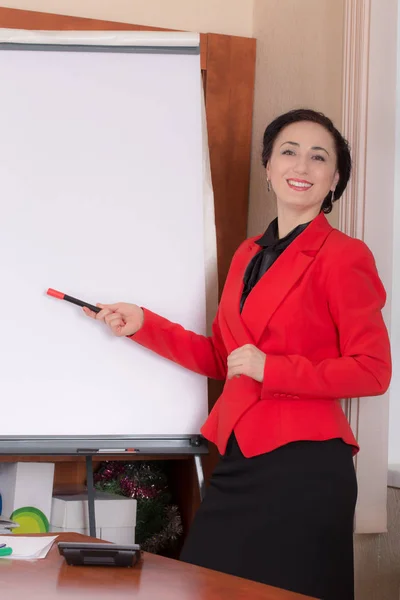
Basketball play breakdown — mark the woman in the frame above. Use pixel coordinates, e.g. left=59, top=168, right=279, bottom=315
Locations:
left=83, top=109, right=391, bottom=599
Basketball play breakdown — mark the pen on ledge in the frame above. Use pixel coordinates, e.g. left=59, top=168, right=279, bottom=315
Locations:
left=76, top=449, right=140, bottom=453
left=0, top=547, right=13, bottom=557
left=97, top=449, right=140, bottom=453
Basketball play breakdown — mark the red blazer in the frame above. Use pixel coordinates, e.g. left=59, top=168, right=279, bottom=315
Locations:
left=133, top=213, right=391, bottom=457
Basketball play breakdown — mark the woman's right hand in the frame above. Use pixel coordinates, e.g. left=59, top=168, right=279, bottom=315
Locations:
left=83, top=302, right=144, bottom=337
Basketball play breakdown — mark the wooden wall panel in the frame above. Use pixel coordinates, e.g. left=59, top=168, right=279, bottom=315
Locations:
left=205, top=34, right=256, bottom=295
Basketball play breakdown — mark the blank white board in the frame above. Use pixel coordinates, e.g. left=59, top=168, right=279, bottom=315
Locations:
left=0, top=35, right=210, bottom=439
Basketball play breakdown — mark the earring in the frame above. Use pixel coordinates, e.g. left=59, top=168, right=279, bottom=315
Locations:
left=331, top=190, right=335, bottom=203
left=267, top=179, right=271, bottom=193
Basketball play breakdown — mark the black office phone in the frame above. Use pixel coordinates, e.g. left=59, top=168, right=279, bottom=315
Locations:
left=58, top=541, right=142, bottom=567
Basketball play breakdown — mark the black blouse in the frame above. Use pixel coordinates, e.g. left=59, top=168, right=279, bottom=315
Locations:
left=240, top=218, right=310, bottom=312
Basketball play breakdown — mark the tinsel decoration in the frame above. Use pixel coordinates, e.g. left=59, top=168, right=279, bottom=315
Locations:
left=94, top=461, right=183, bottom=555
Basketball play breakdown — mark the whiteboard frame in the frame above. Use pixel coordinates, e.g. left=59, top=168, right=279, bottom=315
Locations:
left=0, top=435, right=208, bottom=455
left=0, top=31, right=211, bottom=457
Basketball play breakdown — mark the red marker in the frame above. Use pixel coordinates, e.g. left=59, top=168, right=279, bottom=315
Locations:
left=47, top=288, right=101, bottom=314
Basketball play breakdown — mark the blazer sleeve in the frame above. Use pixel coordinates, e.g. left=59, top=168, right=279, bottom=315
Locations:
left=129, top=307, right=227, bottom=381
left=261, top=238, right=392, bottom=400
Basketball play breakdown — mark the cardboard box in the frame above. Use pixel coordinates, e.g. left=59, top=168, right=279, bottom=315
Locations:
left=50, top=491, right=137, bottom=544
left=50, top=524, right=136, bottom=545
left=0, top=462, right=55, bottom=532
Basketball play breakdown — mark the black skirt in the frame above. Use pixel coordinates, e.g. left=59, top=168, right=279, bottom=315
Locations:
left=180, top=434, right=357, bottom=600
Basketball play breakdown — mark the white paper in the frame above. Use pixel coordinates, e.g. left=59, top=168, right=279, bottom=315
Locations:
left=0, top=49, right=210, bottom=437
left=0, top=28, right=200, bottom=47
left=0, top=535, right=58, bottom=560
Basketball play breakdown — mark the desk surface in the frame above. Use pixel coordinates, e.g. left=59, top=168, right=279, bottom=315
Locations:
left=0, top=533, right=315, bottom=600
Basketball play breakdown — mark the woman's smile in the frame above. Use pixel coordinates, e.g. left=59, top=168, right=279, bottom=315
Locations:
left=286, top=178, right=313, bottom=191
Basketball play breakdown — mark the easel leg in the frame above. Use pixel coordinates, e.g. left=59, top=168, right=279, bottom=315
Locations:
left=194, top=455, right=206, bottom=501
left=86, top=455, right=97, bottom=538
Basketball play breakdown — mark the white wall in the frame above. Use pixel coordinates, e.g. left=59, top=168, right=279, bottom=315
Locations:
left=347, top=0, right=398, bottom=536
left=248, top=0, right=344, bottom=236
left=0, top=0, right=254, bottom=37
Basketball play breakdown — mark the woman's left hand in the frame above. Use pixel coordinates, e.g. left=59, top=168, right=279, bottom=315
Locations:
left=227, top=344, right=267, bottom=382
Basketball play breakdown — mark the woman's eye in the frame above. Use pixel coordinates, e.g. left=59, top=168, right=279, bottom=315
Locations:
left=281, top=150, right=326, bottom=161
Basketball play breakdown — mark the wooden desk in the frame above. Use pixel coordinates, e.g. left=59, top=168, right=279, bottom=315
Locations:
left=0, top=533, right=316, bottom=599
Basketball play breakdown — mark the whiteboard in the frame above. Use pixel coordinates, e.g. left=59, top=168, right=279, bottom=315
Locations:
left=0, top=36, right=211, bottom=441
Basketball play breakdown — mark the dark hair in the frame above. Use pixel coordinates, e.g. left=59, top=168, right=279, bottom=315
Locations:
left=261, top=108, right=351, bottom=214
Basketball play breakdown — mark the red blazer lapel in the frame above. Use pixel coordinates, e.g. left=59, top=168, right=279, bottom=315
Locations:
left=218, top=240, right=260, bottom=349
left=239, top=213, right=334, bottom=345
